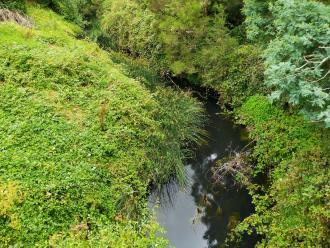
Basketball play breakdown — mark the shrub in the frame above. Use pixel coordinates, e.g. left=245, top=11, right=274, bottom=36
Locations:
left=200, top=44, right=265, bottom=110
left=231, top=95, right=330, bottom=247
left=36, top=0, right=102, bottom=28
left=0, top=0, right=26, bottom=12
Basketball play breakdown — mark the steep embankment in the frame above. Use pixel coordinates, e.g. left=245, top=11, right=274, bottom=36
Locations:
left=0, top=5, right=203, bottom=247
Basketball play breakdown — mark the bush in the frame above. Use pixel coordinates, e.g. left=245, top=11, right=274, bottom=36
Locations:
left=101, top=0, right=239, bottom=77
left=101, top=0, right=159, bottom=58
left=0, top=0, right=26, bottom=12
left=36, top=0, right=101, bottom=28
left=200, top=44, right=265, bottom=110
left=231, top=95, right=330, bottom=247
left=244, top=0, right=330, bottom=127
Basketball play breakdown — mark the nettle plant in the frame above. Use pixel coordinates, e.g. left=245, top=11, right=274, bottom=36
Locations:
left=244, top=0, right=330, bottom=127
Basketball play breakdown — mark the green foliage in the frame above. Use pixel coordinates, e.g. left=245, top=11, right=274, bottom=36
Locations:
left=50, top=219, right=168, bottom=247
left=36, top=0, right=102, bottom=30
left=242, top=0, right=275, bottom=42
left=238, top=96, right=320, bottom=172
left=154, top=0, right=229, bottom=75
left=200, top=44, right=265, bottom=109
left=244, top=0, right=330, bottom=127
left=2, top=1, right=328, bottom=247
left=232, top=95, right=330, bottom=247
left=108, top=51, right=163, bottom=90
left=101, top=0, right=264, bottom=110
left=0, top=0, right=26, bottom=12
left=101, top=0, right=159, bottom=58
left=0, top=4, right=203, bottom=246
left=107, top=51, right=206, bottom=186
left=101, top=0, right=232, bottom=75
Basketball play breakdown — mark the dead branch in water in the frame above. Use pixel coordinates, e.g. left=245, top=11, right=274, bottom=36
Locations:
left=0, top=8, right=33, bottom=28
left=212, top=146, right=254, bottom=186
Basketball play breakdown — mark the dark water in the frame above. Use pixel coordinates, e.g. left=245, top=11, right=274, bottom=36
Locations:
left=150, top=98, right=255, bottom=248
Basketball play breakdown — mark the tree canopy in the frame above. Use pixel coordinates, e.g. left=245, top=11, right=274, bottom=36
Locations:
left=244, top=0, right=330, bottom=127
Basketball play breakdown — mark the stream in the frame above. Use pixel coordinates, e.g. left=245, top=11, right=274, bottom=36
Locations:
left=149, top=97, right=256, bottom=248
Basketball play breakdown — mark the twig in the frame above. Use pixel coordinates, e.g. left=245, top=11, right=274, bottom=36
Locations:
left=165, top=72, right=181, bottom=90
left=308, top=69, right=330, bottom=83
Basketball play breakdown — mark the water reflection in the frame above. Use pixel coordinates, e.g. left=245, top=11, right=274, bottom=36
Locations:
left=150, top=99, right=255, bottom=248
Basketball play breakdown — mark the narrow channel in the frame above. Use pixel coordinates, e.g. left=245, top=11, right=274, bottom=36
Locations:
left=150, top=97, right=256, bottom=248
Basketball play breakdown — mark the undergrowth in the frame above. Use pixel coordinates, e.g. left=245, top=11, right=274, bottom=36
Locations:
left=227, top=95, right=330, bottom=247
left=0, top=4, right=204, bottom=246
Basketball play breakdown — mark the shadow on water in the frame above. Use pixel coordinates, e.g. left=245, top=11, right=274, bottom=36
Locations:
left=149, top=97, right=257, bottom=248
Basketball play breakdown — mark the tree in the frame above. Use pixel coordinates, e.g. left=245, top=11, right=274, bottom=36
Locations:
left=244, top=0, right=330, bottom=127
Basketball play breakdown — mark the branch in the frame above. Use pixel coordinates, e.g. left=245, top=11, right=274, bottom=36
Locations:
left=316, top=55, right=330, bottom=68
left=308, top=69, right=330, bottom=83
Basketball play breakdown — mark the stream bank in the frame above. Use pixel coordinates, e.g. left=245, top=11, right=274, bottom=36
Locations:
left=149, top=96, right=257, bottom=248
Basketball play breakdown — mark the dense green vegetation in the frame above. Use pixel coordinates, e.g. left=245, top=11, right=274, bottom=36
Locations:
left=99, top=0, right=330, bottom=247
left=0, top=0, right=329, bottom=247
left=0, top=0, right=26, bottom=12
left=244, top=0, right=330, bottom=127
left=35, top=0, right=104, bottom=40
left=100, top=0, right=265, bottom=110
left=0, top=3, right=203, bottom=246
left=232, top=96, right=329, bottom=247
